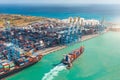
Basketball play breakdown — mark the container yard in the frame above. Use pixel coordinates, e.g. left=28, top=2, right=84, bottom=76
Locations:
left=0, top=17, right=106, bottom=79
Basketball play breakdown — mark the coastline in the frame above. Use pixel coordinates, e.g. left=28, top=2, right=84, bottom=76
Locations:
left=81, top=34, right=99, bottom=42
left=35, top=33, right=106, bottom=56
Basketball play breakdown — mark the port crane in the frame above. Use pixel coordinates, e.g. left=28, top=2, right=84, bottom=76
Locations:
left=3, top=19, right=21, bottom=61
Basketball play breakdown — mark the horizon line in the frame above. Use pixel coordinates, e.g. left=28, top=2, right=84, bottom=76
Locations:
left=0, top=3, right=120, bottom=5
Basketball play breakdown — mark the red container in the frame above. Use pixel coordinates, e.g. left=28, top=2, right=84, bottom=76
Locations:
left=28, top=57, right=33, bottom=62
left=37, top=55, right=43, bottom=60
left=80, top=46, right=84, bottom=53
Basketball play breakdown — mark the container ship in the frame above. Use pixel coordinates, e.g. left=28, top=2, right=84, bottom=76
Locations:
left=0, top=53, right=43, bottom=79
left=62, top=46, right=84, bottom=69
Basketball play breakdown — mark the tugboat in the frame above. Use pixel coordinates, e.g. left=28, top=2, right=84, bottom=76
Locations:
left=62, top=46, right=84, bottom=69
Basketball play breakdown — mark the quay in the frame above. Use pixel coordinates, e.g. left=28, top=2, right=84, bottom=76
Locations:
left=36, top=32, right=107, bottom=56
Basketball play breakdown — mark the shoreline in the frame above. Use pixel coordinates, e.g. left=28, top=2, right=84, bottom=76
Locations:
left=35, top=33, right=106, bottom=56
left=81, top=34, right=99, bottom=42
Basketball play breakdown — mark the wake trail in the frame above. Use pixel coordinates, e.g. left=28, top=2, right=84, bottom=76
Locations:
left=42, top=63, right=66, bottom=80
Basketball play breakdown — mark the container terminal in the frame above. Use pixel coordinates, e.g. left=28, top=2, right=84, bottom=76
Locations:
left=0, top=16, right=106, bottom=79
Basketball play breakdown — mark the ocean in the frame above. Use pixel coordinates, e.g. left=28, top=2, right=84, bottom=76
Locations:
left=0, top=4, right=120, bottom=21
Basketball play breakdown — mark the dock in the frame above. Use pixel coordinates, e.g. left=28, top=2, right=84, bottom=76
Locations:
left=81, top=34, right=99, bottom=41
left=35, top=46, right=66, bottom=56
left=35, top=33, right=102, bottom=56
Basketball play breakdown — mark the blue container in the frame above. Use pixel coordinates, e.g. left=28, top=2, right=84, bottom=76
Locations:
left=0, top=64, right=3, bottom=69
left=76, top=51, right=80, bottom=56
left=19, top=62, right=24, bottom=66
left=24, top=59, right=29, bottom=63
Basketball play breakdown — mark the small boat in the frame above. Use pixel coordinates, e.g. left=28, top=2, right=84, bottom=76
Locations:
left=61, top=46, right=84, bottom=69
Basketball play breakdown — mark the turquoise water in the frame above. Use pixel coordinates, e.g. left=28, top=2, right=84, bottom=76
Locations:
left=6, top=32, right=120, bottom=80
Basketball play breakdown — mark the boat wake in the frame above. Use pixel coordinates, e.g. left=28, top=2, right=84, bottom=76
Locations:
left=42, top=63, right=66, bottom=80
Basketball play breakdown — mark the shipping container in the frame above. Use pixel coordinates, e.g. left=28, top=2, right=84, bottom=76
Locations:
left=9, top=62, right=15, bottom=70
left=2, top=63, right=10, bottom=71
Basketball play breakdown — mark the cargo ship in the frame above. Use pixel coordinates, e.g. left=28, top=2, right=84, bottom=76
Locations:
left=0, top=54, right=43, bottom=79
left=62, top=46, right=84, bottom=69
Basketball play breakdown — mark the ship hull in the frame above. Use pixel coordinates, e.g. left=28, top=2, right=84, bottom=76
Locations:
left=62, top=46, right=84, bottom=68
left=0, top=56, right=42, bottom=79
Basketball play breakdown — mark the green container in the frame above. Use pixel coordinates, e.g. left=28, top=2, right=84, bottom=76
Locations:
left=9, top=62, right=15, bottom=68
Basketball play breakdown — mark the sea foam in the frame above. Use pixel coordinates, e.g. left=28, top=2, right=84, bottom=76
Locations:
left=42, top=63, right=66, bottom=80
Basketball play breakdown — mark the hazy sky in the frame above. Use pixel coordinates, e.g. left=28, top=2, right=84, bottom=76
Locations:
left=0, top=0, right=119, bottom=4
